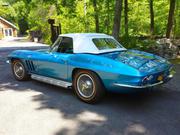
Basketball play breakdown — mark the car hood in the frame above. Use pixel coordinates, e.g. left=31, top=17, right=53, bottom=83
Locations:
left=101, top=50, right=171, bottom=73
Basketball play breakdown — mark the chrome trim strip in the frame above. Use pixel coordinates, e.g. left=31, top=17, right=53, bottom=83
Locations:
left=113, top=81, right=163, bottom=88
left=31, top=74, right=72, bottom=88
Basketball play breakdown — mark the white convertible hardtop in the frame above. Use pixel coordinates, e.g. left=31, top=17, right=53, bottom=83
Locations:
left=59, top=33, right=126, bottom=54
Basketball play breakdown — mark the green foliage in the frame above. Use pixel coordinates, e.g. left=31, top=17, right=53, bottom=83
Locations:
left=28, top=0, right=56, bottom=44
left=154, top=0, right=169, bottom=36
left=174, top=0, right=180, bottom=37
left=0, top=0, right=179, bottom=45
left=170, top=58, right=180, bottom=64
left=121, top=36, right=157, bottom=51
left=13, top=1, right=29, bottom=34
left=0, top=0, right=16, bottom=23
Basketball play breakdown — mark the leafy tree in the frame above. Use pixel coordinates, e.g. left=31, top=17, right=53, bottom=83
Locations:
left=92, top=0, right=99, bottom=32
left=13, top=0, right=29, bottom=35
left=174, top=0, right=180, bottom=37
left=0, top=0, right=16, bottom=24
left=0, top=0, right=179, bottom=45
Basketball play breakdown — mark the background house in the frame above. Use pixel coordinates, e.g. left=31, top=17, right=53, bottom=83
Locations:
left=0, top=16, right=17, bottom=39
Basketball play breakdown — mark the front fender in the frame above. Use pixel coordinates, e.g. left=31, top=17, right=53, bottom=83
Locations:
left=8, top=50, right=34, bottom=60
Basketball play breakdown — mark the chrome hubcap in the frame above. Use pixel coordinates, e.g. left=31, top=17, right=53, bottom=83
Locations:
left=77, top=74, right=95, bottom=98
left=14, top=62, right=24, bottom=78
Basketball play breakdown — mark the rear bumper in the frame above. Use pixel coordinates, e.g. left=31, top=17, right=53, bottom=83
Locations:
left=113, top=74, right=173, bottom=89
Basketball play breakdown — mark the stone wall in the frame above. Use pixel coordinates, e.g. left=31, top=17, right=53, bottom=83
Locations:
left=150, top=38, right=180, bottom=59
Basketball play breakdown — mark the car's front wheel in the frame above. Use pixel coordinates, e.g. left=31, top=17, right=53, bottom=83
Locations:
left=73, top=70, right=105, bottom=104
left=12, top=60, right=30, bottom=81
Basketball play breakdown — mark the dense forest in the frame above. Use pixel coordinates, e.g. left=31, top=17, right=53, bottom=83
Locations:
left=0, top=0, right=179, bottom=49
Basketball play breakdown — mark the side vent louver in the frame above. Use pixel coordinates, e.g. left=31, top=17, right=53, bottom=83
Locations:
left=25, top=60, right=35, bottom=71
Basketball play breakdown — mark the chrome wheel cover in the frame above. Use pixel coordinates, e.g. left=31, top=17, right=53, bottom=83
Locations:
left=13, top=62, right=25, bottom=79
left=77, top=74, right=95, bottom=98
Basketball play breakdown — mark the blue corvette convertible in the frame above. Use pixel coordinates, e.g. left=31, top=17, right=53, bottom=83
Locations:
left=8, top=33, right=174, bottom=103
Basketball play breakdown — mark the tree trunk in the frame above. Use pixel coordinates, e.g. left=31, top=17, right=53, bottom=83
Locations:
left=124, top=0, right=128, bottom=37
left=149, top=0, right=154, bottom=37
left=166, top=0, right=176, bottom=38
left=106, top=0, right=110, bottom=34
left=84, top=0, right=88, bottom=32
left=174, top=0, right=180, bottom=38
left=55, top=0, right=62, bottom=34
left=92, top=0, right=99, bottom=32
left=112, top=0, right=123, bottom=40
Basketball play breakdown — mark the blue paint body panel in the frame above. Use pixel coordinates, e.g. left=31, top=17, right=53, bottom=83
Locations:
left=8, top=48, right=173, bottom=92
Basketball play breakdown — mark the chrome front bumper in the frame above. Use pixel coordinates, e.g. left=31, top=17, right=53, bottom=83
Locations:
left=113, top=74, right=173, bottom=89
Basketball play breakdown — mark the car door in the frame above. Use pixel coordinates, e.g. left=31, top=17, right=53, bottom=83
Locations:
left=37, top=36, right=73, bottom=81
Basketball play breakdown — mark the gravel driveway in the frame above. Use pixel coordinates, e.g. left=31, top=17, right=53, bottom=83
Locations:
left=0, top=38, right=180, bottom=135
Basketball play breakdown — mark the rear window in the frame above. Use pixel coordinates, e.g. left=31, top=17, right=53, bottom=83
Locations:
left=92, top=38, right=122, bottom=50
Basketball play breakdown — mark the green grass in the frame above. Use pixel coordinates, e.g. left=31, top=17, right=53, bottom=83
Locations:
left=170, top=58, right=180, bottom=64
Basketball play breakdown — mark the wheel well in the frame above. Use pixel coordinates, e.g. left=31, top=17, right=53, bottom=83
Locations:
left=72, top=68, right=80, bottom=79
left=10, top=58, right=20, bottom=62
left=72, top=68, right=103, bottom=83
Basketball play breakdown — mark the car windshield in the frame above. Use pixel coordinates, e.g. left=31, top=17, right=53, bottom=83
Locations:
left=49, top=37, right=62, bottom=52
left=92, top=38, right=123, bottom=50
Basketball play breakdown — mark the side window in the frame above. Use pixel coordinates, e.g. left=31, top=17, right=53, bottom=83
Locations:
left=57, top=37, right=73, bottom=54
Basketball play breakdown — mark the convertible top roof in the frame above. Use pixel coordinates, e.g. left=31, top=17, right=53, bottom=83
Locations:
left=59, top=33, right=126, bottom=54
left=60, top=33, right=110, bottom=38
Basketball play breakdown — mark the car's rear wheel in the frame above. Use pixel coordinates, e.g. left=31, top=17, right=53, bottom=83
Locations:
left=12, top=60, right=30, bottom=81
left=73, top=70, right=105, bottom=104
